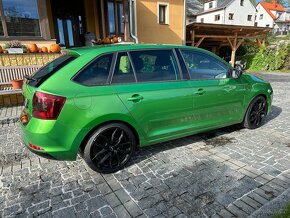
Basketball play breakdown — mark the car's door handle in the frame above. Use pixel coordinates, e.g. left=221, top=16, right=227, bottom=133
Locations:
left=194, top=89, right=206, bottom=95
left=127, top=94, right=143, bottom=102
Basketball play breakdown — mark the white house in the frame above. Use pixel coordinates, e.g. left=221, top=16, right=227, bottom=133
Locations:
left=256, top=0, right=290, bottom=34
left=195, top=0, right=256, bottom=26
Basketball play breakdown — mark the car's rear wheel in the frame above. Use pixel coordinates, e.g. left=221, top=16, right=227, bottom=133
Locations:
left=243, top=96, right=267, bottom=129
left=83, top=123, right=136, bottom=174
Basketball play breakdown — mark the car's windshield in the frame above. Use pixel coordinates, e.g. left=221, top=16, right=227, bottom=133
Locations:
left=27, top=55, right=77, bottom=87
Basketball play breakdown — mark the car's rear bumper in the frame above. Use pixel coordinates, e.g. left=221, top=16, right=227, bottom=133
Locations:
left=20, top=114, right=80, bottom=161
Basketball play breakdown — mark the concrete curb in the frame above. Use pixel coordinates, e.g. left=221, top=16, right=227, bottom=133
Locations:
left=249, top=188, right=290, bottom=218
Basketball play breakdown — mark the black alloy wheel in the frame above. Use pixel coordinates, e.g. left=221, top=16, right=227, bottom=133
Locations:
left=84, top=123, right=136, bottom=173
left=243, top=96, right=267, bottom=129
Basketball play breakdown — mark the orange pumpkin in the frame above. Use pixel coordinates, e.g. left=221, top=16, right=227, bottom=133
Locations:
left=50, top=44, right=61, bottom=53
left=112, top=36, right=118, bottom=43
left=28, top=43, right=38, bottom=53
left=41, top=47, right=48, bottom=53
left=0, top=46, right=3, bottom=53
left=103, top=37, right=111, bottom=44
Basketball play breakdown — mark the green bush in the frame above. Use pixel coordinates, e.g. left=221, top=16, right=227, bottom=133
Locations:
left=245, top=43, right=289, bottom=71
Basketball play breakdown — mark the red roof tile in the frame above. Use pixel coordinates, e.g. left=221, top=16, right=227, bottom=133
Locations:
left=259, top=1, right=286, bottom=20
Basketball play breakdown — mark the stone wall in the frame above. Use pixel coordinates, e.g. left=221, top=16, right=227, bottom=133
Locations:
left=0, top=53, right=61, bottom=106
left=0, top=53, right=61, bottom=67
left=0, top=93, right=24, bottom=106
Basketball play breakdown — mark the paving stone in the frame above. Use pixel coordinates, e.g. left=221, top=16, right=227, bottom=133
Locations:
left=223, top=161, right=241, bottom=170
left=247, top=192, right=269, bottom=205
left=124, top=200, right=143, bottom=217
left=114, top=189, right=131, bottom=204
left=240, top=196, right=262, bottom=210
left=104, top=193, right=121, bottom=208
left=233, top=199, right=255, bottom=215
left=114, top=205, right=131, bottom=218
left=238, top=168, right=258, bottom=179
left=144, top=207, right=160, bottom=217
left=217, top=209, right=235, bottom=217
left=226, top=204, right=248, bottom=218
left=107, top=178, right=122, bottom=191
left=100, top=206, right=113, bottom=216
left=97, top=182, right=112, bottom=195
left=53, top=206, right=76, bottom=218
left=1, top=74, right=290, bottom=217
left=253, top=188, right=275, bottom=200
left=271, top=178, right=290, bottom=189
left=243, top=166, right=264, bottom=176
left=86, top=196, right=107, bottom=213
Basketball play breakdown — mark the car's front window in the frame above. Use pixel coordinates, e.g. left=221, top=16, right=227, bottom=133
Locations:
left=130, top=49, right=180, bottom=82
left=181, top=50, right=229, bottom=80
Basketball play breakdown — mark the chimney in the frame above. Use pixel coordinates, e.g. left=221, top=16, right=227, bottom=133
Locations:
left=273, top=0, right=277, bottom=7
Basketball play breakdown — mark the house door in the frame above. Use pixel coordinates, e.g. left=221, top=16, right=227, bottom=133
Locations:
left=51, top=0, right=85, bottom=48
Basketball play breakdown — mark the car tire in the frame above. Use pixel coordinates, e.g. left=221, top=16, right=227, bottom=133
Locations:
left=83, top=123, right=136, bottom=174
left=242, top=96, right=268, bottom=129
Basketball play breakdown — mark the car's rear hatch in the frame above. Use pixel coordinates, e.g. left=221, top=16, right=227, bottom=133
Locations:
left=22, top=53, right=78, bottom=116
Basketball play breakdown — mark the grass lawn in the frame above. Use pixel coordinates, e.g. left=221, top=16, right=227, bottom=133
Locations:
left=273, top=202, right=290, bottom=218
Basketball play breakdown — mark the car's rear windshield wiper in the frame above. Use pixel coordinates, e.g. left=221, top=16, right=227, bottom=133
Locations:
left=24, top=75, right=37, bottom=81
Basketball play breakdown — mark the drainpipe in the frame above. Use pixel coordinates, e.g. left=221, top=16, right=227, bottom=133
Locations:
left=183, top=0, right=186, bottom=45
left=129, top=0, right=139, bottom=44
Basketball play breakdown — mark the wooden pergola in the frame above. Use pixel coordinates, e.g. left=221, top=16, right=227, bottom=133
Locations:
left=186, top=23, right=272, bottom=66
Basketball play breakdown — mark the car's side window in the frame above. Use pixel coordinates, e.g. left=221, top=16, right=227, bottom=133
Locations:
left=129, top=49, right=180, bottom=82
left=73, top=53, right=113, bottom=86
left=181, top=50, right=229, bottom=80
left=112, top=52, right=136, bottom=84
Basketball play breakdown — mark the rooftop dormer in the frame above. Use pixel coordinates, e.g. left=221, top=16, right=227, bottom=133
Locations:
left=204, top=0, right=217, bottom=11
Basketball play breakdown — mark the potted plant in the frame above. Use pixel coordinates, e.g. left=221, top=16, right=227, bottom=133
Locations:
left=4, top=40, right=25, bottom=54
left=11, top=79, right=23, bottom=90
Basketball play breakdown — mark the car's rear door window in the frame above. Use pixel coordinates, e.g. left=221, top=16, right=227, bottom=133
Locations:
left=27, top=55, right=77, bottom=87
left=111, top=52, right=136, bottom=84
left=129, top=49, right=180, bottom=82
left=73, top=53, right=113, bottom=86
left=181, top=50, right=229, bottom=80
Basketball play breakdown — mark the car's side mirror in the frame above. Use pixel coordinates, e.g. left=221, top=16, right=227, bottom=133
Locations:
left=231, top=68, right=243, bottom=79
left=231, top=62, right=245, bottom=79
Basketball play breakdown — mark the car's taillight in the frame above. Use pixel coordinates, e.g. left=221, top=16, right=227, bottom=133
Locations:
left=29, top=143, right=44, bottom=151
left=32, top=91, right=66, bottom=120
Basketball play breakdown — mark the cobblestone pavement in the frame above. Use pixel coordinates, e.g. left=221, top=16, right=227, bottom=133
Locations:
left=1, top=72, right=290, bottom=218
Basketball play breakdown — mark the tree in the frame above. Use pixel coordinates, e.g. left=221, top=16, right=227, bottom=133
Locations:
left=263, top=0, right=287, bottom=7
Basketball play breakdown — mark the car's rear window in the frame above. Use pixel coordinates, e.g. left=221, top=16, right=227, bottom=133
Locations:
left=72, top=53, right=113, bottom=86
left=26, top=55, right=77, bottom=87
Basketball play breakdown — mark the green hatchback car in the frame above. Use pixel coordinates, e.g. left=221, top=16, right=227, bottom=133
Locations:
left=21, top=44, right=273, bottom=173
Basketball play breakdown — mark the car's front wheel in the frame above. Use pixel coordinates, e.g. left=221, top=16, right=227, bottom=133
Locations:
left=243, top=96, right=268, bottom=129
left=83, top=123, right=136, bottom=174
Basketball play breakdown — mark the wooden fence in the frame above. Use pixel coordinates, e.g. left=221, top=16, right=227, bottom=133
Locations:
left=0, top=65, right=41, bottom=85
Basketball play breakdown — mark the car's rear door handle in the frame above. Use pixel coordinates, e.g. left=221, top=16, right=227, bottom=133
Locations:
left=194, top=88, right=206, bottom=95
left=127, top=94, right=143, bottom=102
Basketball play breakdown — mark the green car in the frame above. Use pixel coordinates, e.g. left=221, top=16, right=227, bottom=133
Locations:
left=21, top=44, right=273, bottom=173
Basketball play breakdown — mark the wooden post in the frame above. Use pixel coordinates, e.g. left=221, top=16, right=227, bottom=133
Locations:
left=230, top=32, right=238, bottom=67
left=212, top=46, right=217, bottom=54
left=195, top=37, right=205, bottom=47
left=191, top=30, right=195, bottom=47
left=256, top=38, right=262, bottom=48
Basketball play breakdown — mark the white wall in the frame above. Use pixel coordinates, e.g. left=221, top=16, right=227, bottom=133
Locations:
left=196, top=0, right=255, bottom=26
left=256, top=4, right=274, bottom=28
left=224, top=0, right=256, bottom=26
left=196, top=9, right=224, bottom=24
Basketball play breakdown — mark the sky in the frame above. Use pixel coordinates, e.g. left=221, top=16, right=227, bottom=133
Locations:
left=255, top=0, right=290, bottom=7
